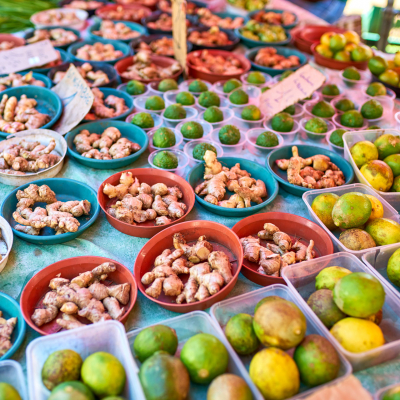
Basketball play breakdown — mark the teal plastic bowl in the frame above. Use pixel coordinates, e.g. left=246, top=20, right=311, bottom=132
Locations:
left=68, top=39, right=131, bottom=65
left=246, top=46, right=308, bottom=77
left=24, top=48, right=71, bottom=75
left=23, top=26, right=81, bottom=50
left=89, top=20, right=147, bottom=43
left=266, top=144, right=354, bottom=197
left=66, top=120, right=148, bottom=169
left=0, top=71, right=52, bottom=88
left=1, top=178, right=100, bottom=245
left=247, top=9, right=299, bottom=29
left=234, top=27, right=291, bottom=49
left=83, top=87, right=134, bottom=122
left=187, top=157, right=279, bottom=216
left=0, top=292, right=26, bottom=361
left=0, top=86, right=62, bottom=139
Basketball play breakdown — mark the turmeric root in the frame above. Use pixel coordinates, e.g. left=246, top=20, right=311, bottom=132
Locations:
left=173, top=233, right=213, bottom=263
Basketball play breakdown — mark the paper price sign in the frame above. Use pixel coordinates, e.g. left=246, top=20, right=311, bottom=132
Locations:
left=51, top=64, right=94, bottom=136
left=259, top=65, right=326, bottom=118
left=172, top=0, right=187, bottom=75
left=0, top=40, right=59, bottom=74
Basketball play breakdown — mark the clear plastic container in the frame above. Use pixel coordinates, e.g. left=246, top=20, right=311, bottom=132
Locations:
left=198, top=107, right=234, bottom=130
left=196, top=95, right=230, bottom=112
left=147, top=81, right=177, bottom=98
left=126, top=311, right=261, bottom=400
left=213, top=79, right=242, bottom=97
left=340, top=69, right=370, bottom=89
left=299, top=117, right=334, bottom=141
left=164, top=90, right=199, bottom=108
left=358, top=96, right=394, bottom=123
left=302, top=183, right=400, bottom=258
left=232, top=106, right=265, bottom=130
left=125, top=111, right=163, bottom=133
left=246, top=127, right=284, bottom=158
left=290, top=103, right=305, bottom=121
left=263, top=118, right=300, bottom=142
left=361, top=84, right=396, bottom=102
left=184, top=138, right=224, bottom=167
left=342, top=129, right=400, bottom=209
left=332, top=113, right=368, bottom=131
left=133, top=96, right=165, bottom=115
left=375, top=383, right=400, bottom=400
left=210, top=284, right=352, bottom=399
left=27, top=321, right=142, bottom=400
left=326, top=129, right=345, bottom=154
left=240, top=71, right=273, bottom=88
left=148, top=149, right=189, bottom=177
left=282, top=252, right=400, bottom=371
left=148, top=127, right=183, bottom=152
left=210, top=127, right=246, bottom=154
left=176, top=119, right=213, bottom=143
left=227, top=85, right=261, bottom=108
left=0, top=360, right=27, bottom=400
left=303, top=100, right=335, bottom=121
left=162, top=106, right=198, bottom=128
left=362, top=243, right=400, bottom=302
left=330, top=96, right=358, bottom=115
left=179, top=79, right=213, bottom=96
left=117, top=82, right=150, bottom=99
left=318, top=84, right=343, bottom=102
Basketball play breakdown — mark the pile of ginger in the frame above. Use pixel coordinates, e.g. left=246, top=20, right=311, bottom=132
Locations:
left=241, top=222, right=315, bottom=277
left=103, top=172, right=187, bottom=226
left=276, top=146, right=345, bottom=189
left=0, top=94, right=50, bottom=134
left=12, top=184, right=91, bottom=236
left=0, top=311, right=17, bottom=357
left=31, top=262, right=131, bottom=330
left=195, top=150, right=267, bottom=208
left=142, top=233, right=233, bottom=303
left=74, top=127, right=141, bottom=160
left=86, top=88, right=128, bottom=120
left=0, top=138, right=60, bottom=175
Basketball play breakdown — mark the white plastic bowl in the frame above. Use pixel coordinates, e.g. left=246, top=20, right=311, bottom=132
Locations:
left=117, top=82, right=150, bottom=99
left=299, top=117, right=335, bottom=141
left=240, top=71, right=273, bottom=88
left=175, top=119, right=213, bottom=142
left=164, top=90, right=198, bottom=108
left=161, top=106, right=198, bottom=128
left=198, top=107, right=234, bottom=130
left=148, top=127, right=183, bottom=152
left=361, top=84, right=396, bottom=102
left=0, top=216, right=12, bottom=274
left=213, top=79, right=243, bottom=97
left=196, top=95, right=230, bottom=112
left=148, top=81, right=177, bottom=98
left=183, top=139, right=224, bottom=167
left=227, top=85, right=261, bottom=108
left=232, top=106, right=265, bottom=130
left=210, top=127, right=246, bottom=154
left=298, top=91, right=320, bottom=104
left=263, top=118, right=300, bottom=143
left=326, top=129, right=346, bottom=154
left=246, top=128, right=284, bottom=158
left=330, top=96, right=358, bottom=115
left=332, top=113, right=368, bottom=131
left=303, top=100, right=335, bottom=121
left=148, top=149, right=189, bottom=177
left=178, top=79, right=213, bottom=96
left=125, top=111, right=163, bottom=133
left=134, top=95, right=165, bottom=115
left=340, top=69, right=370, bottom=89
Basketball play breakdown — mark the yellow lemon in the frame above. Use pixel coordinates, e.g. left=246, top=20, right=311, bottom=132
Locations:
left=320, top=32, right=336, bottom=47
left=344, top=30, right=360, bottom=45
left=366, top=194, right=384, bottom=222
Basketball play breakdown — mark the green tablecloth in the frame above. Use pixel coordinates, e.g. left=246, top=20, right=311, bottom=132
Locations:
left=1, top=135, right=400, bottom=397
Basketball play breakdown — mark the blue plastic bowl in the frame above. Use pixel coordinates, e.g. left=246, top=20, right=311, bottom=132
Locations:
left=266, top=144, right=354, bottom=197
left=187, top=157, right=279, bottom=217
left=234, top=27, right=291, bottom=49
left=88, top=20, right=148, bottom=44
left=66, top=120, right=149, bottom=169
left=0, top=71, right=52, bottom=89
left=82, top=87, right=134, bottom=122
left=48, top=61, right=118, bottom=88
left=247, top=9, right=299, bottom=29
left=68, top=39, right=131, bottom=65
left=23, top=48, right=71, bottom=75
left=1, top=178, right=100, bottom=245
left=23, top=26, right=81, bottom=50
left=245, top=46, right=308, bottom=77
left=0, top=86, right=62, bottom=139
left=188, top=26, right=239, bottom=51
left=0, top=292, right=26, bottom=361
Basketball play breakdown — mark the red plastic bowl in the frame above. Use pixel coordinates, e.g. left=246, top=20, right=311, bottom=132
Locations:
left=301, top=25, right=346, bottom=43
left=311, top=42, right=369, bottom=71
left=115, top=0, right=157, bottom=10
left=115, top=55, right=183, bottom=83
left=134, top=220, right=243, bottom=312
left=95, top=3, right=152, bottom=22
left=20, top=256, right=137, bottom=336
left=232, top=212, right=334, bottom=287
left=0, top=34, right=25, bottom=49
left=98, top=168, right=195, bottom=238
left=187, top=49, right=251, bottom=83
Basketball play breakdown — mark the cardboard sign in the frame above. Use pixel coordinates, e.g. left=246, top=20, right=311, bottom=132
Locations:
left=172, top=0, right=187, bottom=75
left=51, top=64, right=94, bottom=136
left=259, top=64, right=326, bottom=118
left=0, top=40, right=59, bottom=74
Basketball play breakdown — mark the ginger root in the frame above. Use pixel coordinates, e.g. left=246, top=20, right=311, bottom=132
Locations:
left=173, top=233, right=213, bottom=263
left=0, top=311, right=17, bottom=357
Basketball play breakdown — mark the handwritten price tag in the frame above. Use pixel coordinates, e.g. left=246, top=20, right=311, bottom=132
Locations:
left=51, top=64, right=94, bottom=135
left=259, top=65, right=326, bottom=118
left=0, top=40, right=59, bottom=74
left=172, top=0, right=187, bottom=75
